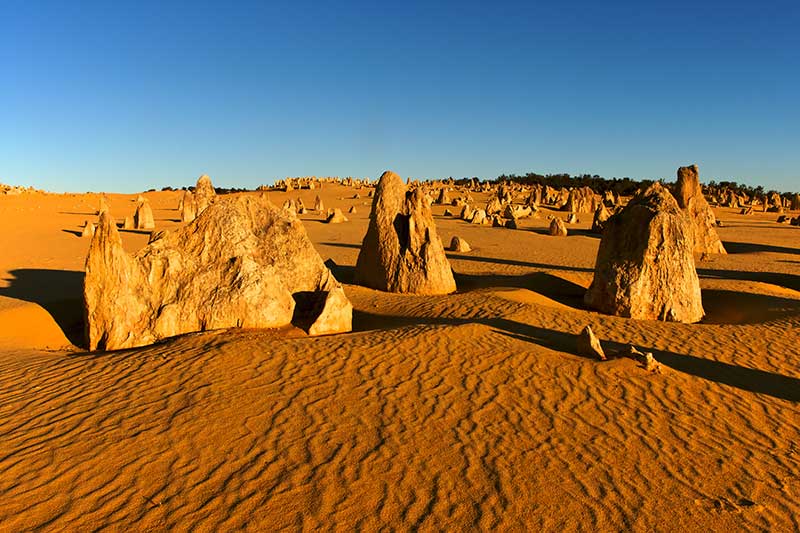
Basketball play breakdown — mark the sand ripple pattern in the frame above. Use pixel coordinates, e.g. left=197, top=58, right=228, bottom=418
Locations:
left=1, top=285, right=798, bottom=531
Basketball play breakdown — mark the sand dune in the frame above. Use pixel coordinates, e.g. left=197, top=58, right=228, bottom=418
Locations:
left=1, top=185, right=798, bottom=531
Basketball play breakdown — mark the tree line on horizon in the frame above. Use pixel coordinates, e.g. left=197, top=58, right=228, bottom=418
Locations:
left=471, top=172, right=796, bottom=198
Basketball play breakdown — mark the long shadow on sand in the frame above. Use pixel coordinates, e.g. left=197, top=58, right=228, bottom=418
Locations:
left=353, top=310, right=800, bottom=402
left=652, top=349, right=800, bottom=402
left=702, top=289, right=800, bottom=324
left=526, top=227, right=600, bottom=239
left=698, top=268, right=800, bottom=293
left=503, top=323, right=800, bottom=402
left=58, top=211, right=97, bottom=216
left=0, top=269, right=85, bottom=347
left=455, top=271, right=588, bottom=309
left=319, top=242, right=595, bottom=273
left=722, top=241, right=799, bottom=255
left=325, top=259, right=588, bottom=309
left=448, top=253, right=594, bottom=272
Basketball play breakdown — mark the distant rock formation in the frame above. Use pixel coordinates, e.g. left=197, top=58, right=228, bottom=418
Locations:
left=194, top=174, right=216, bottom=215
left=97, top=195, right=110, bottom=215
left=584, top=183, right=704, bottom=323
left=354, top=171, right=456, bottom=294
left=674, top=165, right=726, bottom=254
left=591, top=203, right=611, bottom=233
left=471, top=209, right=488, bottom=225
left=565, top=186, right=596, bottom=214
left=84, top=195, right=352, bottom=351
left=180, top=191, right=197, bottom=222
left=549, top=217, right=567, bottom=236
left=133, top=199, right=155, bottom=230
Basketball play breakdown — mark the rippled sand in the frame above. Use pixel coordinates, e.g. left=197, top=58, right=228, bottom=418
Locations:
left=1, top=185, right=798, bottom=531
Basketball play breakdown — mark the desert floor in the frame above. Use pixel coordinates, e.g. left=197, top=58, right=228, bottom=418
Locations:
left=0, top=184, right=798, bottom=531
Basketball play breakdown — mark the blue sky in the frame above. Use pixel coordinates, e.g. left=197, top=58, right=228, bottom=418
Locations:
left=2, top=0, right=798, bottom=193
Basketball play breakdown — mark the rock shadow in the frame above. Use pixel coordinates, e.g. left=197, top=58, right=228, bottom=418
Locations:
left=702, top=289, right=800, bottom=324
left=698, top=268, right=800, bottom=293
left=446, top=253, right=593, bottom=273
left=722, top=241, right=799, bottom=255
left=653, top=349, right=800, bottom=402
left=0, top=269, right=85, bottom=347
left=455, top=271, right=588, bottom=309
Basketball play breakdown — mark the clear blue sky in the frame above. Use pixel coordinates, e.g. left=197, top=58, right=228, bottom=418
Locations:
left=2, top=0, right=798, bottom=193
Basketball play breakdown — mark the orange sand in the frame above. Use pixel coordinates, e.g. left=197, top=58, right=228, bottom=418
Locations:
left=0, top=185, right=798, bottom=531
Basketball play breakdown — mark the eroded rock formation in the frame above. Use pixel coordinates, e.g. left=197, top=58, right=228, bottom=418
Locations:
left=354, top=171, right=456, bottom=294
left=134, top=199, right=155, bottom=230
left=194, top=174, right=216, bottom=215
left=549, top=217, right=568, bottom=236
left=84, top=195, right=352, bottom=351
left=584, top=183, right=704, bottom=323
left=674, top=165, right=726, bottom=254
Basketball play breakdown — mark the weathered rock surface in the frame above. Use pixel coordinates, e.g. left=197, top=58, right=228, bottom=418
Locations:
left=449, top=236, right=471, bottom=252
left=591, top=203, right=611, bottom=233
left=577, top=325, right=606, bottom=361
left=180, top=191, right=197, bottom=223
left=565, top=187, right=596, bottom=214
left=326, top=208, right=348, bottom=223
left=674, top=165, right=726, bottom=254
left=81, top=221, right=95, bottom=238
left=84, top=195, right=352, bottom=351
left=194, top=174, right=216, bottom=215
left=549, top=217, right=568, bottom=236
left=134, top=200, right=155, bottom=230
left=471, top=209, right=488, bottom=225
left=584, top=183, right=704, bottom=323
left=354, top=171, right=456, bottom=294
left=97, top=196, right=109, bottom=215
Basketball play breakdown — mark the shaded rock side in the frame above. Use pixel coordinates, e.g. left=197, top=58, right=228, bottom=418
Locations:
left=584, top=182, right=704, bottom=323
left=84, top=195, right=352, bottom=351
left=354, top=171, right=456, bottom=295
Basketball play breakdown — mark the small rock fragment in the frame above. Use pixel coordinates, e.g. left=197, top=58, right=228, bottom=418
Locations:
left=577, top=325, right=606, bottom=361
